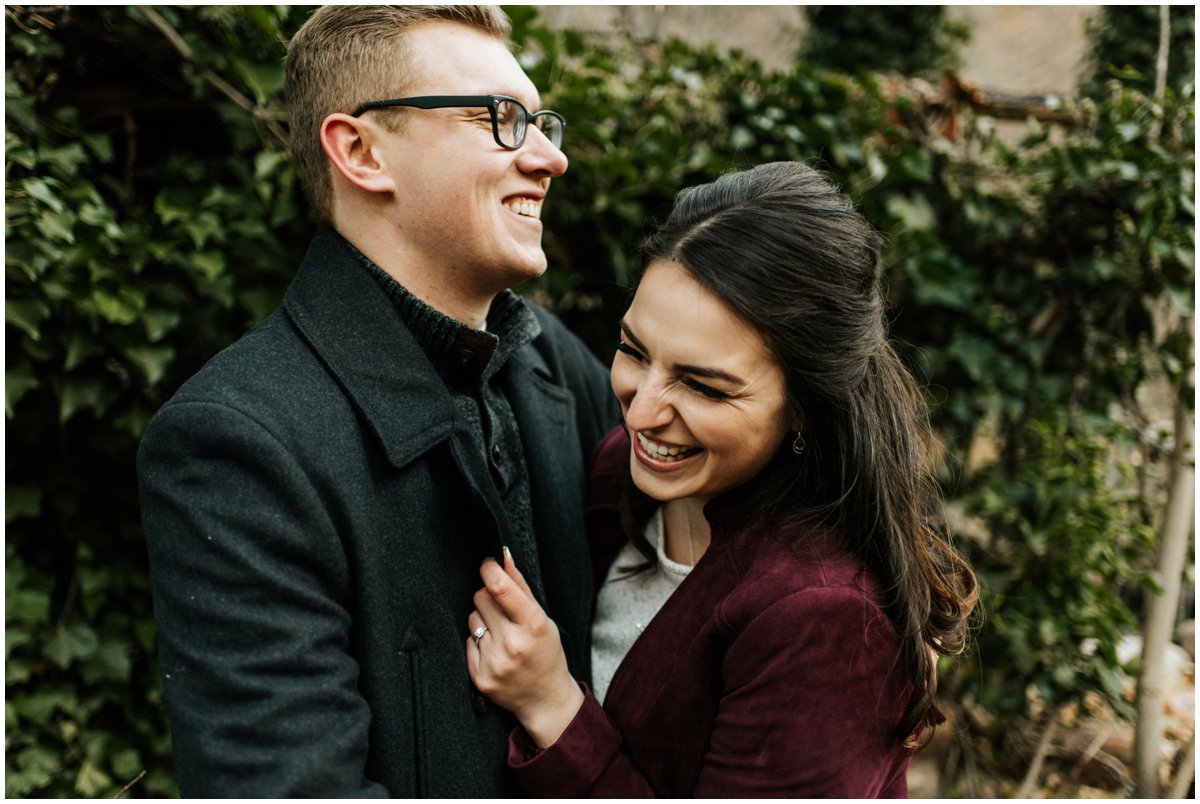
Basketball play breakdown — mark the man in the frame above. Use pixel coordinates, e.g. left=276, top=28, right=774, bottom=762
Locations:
left=137, top=6, right=616, bottom=796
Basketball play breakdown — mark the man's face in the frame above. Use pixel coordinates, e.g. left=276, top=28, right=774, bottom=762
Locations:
left=375, top=22, right=568, bottom=296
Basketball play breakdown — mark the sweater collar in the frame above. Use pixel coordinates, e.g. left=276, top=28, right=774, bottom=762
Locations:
left=347, top=244, right=541, bottom=394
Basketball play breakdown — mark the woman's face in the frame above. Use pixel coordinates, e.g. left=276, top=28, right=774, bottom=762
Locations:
left=611, top=259, right=795, bottom=504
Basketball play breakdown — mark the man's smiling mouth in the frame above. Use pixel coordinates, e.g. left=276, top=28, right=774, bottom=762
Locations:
left=503, top=196, right=542, bottom=219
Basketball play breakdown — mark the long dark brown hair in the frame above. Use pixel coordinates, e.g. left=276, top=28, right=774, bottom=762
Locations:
left=630, top=161, right=977, bottom=742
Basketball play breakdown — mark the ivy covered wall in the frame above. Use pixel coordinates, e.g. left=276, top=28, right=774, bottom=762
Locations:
left=5, top=5, right=1193, bottom=796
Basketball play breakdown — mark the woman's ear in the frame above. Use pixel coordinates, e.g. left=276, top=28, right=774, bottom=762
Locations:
left=788, top=405, right=804, bottom=434
left=320, top=113, right=397, bottom=194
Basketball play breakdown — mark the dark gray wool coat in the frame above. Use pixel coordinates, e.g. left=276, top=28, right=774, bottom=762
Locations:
left=137, top=228, right=617, bottom=797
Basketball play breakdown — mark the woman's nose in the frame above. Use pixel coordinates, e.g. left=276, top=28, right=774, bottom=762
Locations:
left=623, top=380, right=673, bottom=431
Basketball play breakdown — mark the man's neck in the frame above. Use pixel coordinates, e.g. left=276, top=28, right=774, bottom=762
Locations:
left=333, top=222, right=496, bottom=329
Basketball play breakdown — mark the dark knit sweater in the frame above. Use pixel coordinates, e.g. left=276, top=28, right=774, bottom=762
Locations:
left=355, top=250, right=544, bottom=601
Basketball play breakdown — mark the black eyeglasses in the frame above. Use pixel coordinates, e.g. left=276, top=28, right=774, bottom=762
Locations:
left=351, top=94, right=565, bottom=151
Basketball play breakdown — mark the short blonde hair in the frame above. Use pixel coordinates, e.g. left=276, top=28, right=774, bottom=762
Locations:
left=284, top=5, right=511, bottom=223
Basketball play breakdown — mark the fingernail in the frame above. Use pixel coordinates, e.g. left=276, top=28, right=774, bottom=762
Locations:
left=503, top=545, right=512, bottom=563
left=481, top=555, right=496, bottom=566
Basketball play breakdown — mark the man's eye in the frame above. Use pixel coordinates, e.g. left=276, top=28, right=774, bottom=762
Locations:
left=494, top=103, right=519, bottom=127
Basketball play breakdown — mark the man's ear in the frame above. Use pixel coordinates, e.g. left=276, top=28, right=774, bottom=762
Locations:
left=320, top=113, right=397, bottom=194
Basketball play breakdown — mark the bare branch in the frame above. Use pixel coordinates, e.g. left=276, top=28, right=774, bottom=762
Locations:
left=112, top=769, right=146, bottom=799
left=135, top=5, right=289, bottom=147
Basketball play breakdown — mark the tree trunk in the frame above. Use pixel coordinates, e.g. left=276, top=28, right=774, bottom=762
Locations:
left=1167, top=733, right=1195, bottom=799
left=1134, top=399, right=1194, bottom=797
left=1149, top=4, right=1170, bottom=141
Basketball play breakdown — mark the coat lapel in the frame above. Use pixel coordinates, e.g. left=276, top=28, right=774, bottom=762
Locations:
left=282, top=228, right=459, bottom=470
left=503, top=346, right=594, bottom=673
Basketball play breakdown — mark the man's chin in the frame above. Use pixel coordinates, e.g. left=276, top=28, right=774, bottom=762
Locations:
left=506, top=252, right=549, bottom=282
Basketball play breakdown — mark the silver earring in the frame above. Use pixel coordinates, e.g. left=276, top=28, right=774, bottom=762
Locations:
left=792, top=431, right=806, bottom=455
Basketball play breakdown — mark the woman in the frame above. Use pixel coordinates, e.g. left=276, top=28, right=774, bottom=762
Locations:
left=465, top=162, right=977, bottom=797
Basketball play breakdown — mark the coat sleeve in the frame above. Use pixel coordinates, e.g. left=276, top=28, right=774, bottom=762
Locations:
left=529, top=305, right=620, bottom=458
left=137, top=399, right=388, bottom=797
left=508, top=587, right=909, bottom=797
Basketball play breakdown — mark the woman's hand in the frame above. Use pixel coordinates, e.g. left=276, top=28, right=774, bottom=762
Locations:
left=466, top=547, right=585, bottom=748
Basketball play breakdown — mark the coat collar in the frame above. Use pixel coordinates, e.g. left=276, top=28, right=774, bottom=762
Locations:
left=282, top=228, right=461, bottom=469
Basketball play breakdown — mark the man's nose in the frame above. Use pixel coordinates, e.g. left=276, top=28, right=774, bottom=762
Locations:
left=517, top=124, right=568, bottom=178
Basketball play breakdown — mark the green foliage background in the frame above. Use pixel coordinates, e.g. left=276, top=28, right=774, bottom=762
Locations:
left=1083, top=5, right=1196, bottom=100
left=803, top=5, right=969, bottom=76
left=5, top=5, right=1194, bottom=797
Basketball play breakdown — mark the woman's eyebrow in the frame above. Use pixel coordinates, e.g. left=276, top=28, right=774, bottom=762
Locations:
left=619, top=321, right=649, bottom=355
left=620, top=321, right=746, bottom=386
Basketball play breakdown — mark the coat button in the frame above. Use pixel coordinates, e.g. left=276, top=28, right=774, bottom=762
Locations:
left=491, top=445, right=503, bottom=463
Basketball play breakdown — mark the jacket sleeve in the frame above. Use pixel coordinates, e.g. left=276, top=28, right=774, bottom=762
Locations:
left=508, top=587, right=908, bottom=797
left=695, top=587, right=909, bottom=796
left=137, top=400, right=388, bottom=797
left=508, top=685, right=658, bottom=797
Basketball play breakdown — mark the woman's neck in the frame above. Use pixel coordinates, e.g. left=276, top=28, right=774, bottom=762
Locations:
left=662, top=497, right=712, bottom=566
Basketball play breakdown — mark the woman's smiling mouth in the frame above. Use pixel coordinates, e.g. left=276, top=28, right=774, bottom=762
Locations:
left=634, top=430, right=703, bottom=467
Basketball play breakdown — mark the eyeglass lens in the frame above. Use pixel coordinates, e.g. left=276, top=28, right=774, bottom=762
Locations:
left=495, top=99, right=562, bottom=149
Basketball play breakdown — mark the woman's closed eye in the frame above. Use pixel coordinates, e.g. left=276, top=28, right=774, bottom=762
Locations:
left=681, top=377, right=729, bottom=400
left=618, top=341, right=730, bottom=399
left=615, top=341, right=647, bottom=363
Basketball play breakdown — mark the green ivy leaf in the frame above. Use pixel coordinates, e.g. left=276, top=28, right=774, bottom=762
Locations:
left=44, top=622, right=100, bottom=669
left=34, top=209, right=75, bottom=243
left=5, top=656, right=32, bottom=685
left=39, top=141, right=88, bottom=174
left=142, top=308, right=182, bottom=342
left=124, top=344, right=175, bottom=386
left=74, top=760, right=112, bottom=797
left=5, top=626, right=34, bottom=661
left=90, top=640, right=133, bottom=683
left=64, top=333, right=102, bottom=372
left=5, top=588, right=50, bottom=623
left=11, top=745, right=59, bottom=794
left=10, top=687, right=76, bottom=722
left=254, top=149, right=288, bottom=181
left=21, top=177, right=65, bottom=213
left=185, top=214, right=223, bottom=250
left=110, top=748, right=142, bottom=782
left=192, top=250, right=226, bottom=281
left=5, top=299, right=50, bottom=341
left=885, top=194, right=936, bottom=231
left=58, top=377, right=110, bottom=424
left=234, top=57, right=284, bottom=105
left=5, top=365, right=40, bottom=417
left=5, top=484, right=42, bottom=522
left=92, top=287, right=145, bottom=325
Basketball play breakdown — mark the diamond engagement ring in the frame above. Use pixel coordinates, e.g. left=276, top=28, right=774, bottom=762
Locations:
left=472, top=625, right=488, bottom=646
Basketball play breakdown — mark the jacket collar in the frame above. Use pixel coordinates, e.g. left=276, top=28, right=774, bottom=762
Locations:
left=282, top=228, right=460, bottom=469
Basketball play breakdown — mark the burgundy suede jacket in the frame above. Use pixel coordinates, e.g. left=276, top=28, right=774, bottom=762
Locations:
left=508, top=426, right=916, bottom=797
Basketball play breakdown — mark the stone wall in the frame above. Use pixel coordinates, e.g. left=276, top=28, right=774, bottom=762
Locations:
left=534, top=5, right=1099, bottom=98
